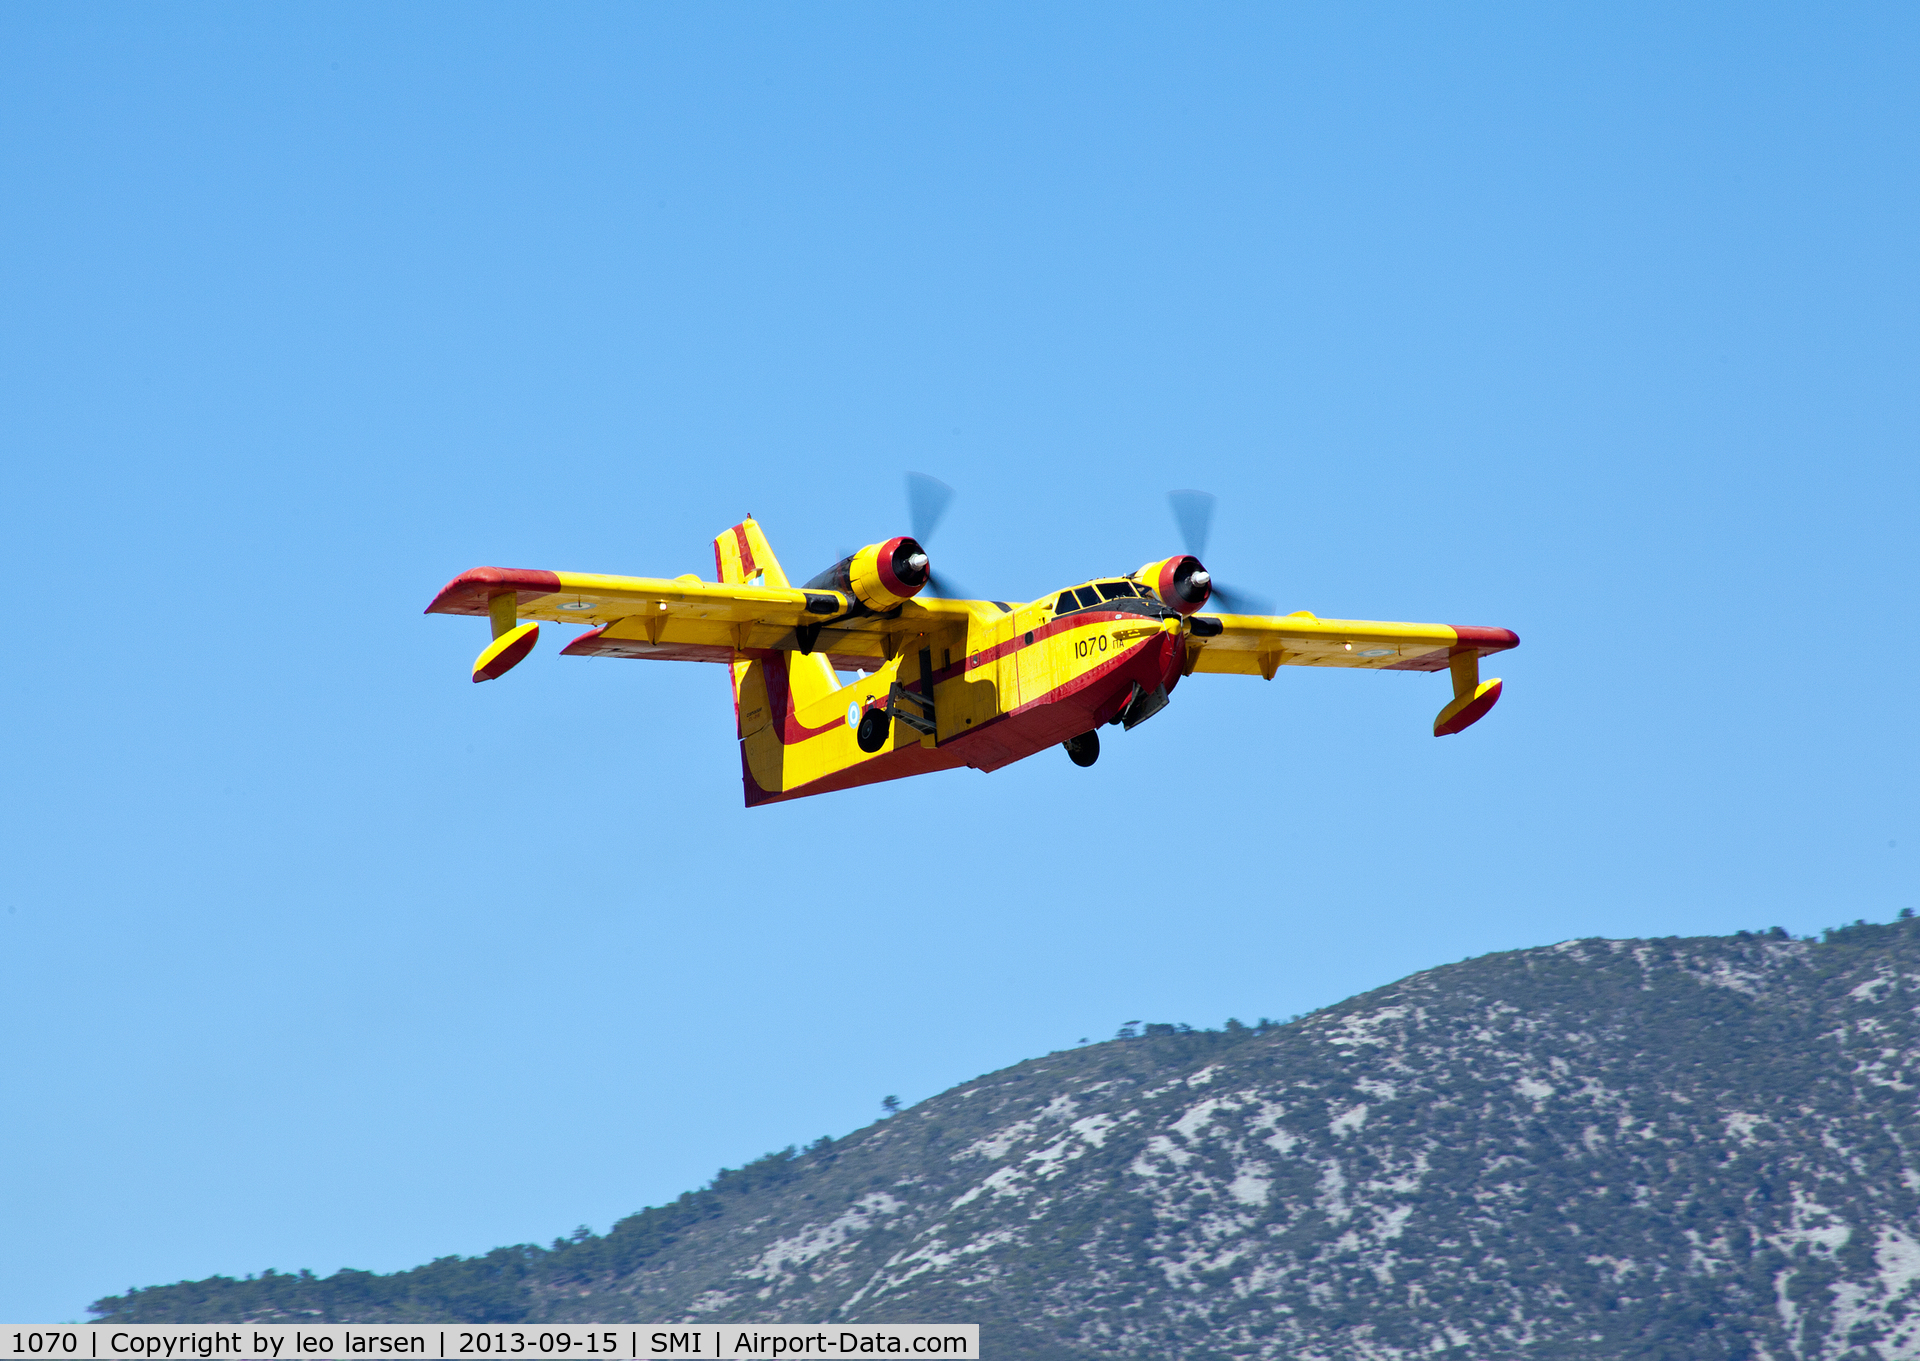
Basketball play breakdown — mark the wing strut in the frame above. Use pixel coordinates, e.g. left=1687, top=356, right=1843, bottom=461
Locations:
left=876, top=645, right=939, bottom=745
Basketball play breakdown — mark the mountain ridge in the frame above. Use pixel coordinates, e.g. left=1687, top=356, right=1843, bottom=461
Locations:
left=94, top=919, right=1920, bottom=1361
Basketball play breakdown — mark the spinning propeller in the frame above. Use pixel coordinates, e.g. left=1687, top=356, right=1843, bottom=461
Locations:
left=905, top=471, right=970, bottom=599
left=889, top=475, right=1265, bottom=613
left=1166, top=489, right=1270, bottom=616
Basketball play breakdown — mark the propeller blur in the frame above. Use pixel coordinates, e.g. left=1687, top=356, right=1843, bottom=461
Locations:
left=905, top=471, right=969, bottom=599
left=1166, top=488, right=1270, bottom=615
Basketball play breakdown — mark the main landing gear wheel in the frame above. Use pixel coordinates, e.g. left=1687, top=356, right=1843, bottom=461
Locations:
left=1063, top=731, right=1100, bottom=767
left=856, top=708, right=891, bottom=753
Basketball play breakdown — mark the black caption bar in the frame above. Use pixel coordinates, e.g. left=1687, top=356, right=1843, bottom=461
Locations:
left=1, top=1329, right=978, bottom=1361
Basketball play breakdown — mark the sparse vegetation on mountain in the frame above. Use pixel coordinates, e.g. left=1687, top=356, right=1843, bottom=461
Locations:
left=94, top=920, right=1920, bottom=1361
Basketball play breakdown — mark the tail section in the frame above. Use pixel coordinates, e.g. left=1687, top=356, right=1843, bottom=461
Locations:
left=713, top=517, right=793, bottom=590
left=715, top=518, right=844, bottom=802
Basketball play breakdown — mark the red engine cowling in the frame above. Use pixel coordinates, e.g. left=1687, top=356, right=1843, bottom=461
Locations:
left=1134, top=555, right=1213, bottom=615
left=804, top=537, right=931, bottom=612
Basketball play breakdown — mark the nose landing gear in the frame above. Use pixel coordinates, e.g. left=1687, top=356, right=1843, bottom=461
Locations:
left=1063, top=731, right=1100, bottom=767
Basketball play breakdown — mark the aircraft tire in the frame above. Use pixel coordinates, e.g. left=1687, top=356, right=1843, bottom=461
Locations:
left=1064, top=731, right=1100, bottom=768
left=856, top=708, right=891, bottom=753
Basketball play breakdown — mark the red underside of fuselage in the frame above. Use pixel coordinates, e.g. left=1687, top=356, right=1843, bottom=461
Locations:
left=741, top=630, right=1183, bottom=807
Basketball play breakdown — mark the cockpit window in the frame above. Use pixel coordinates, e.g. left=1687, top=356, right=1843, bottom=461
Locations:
left=1057, top=581, right=1144, bottom=616
left=1053, top=585, right=1177, bottom=623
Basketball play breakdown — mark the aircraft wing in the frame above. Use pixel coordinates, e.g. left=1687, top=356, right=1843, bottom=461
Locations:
left=425, top=566, right=984, bottom=671
left=1185, top=611, right=1520, bottom=680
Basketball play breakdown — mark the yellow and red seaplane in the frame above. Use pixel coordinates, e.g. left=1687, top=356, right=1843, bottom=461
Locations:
left=426, top=481, right=1518, bottom=806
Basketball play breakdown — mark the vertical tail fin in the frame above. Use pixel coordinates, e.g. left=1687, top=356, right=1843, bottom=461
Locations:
left=714, top=520, right=843, bottom=802
left=713, top=517, right=792, bottom=589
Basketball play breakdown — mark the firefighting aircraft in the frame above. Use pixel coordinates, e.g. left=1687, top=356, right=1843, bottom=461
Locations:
left=425, top=478, right=1518, bottom=807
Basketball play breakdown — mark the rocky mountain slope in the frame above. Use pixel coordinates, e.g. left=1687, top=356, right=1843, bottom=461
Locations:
left=96, top=919, right=1920, bottom=1360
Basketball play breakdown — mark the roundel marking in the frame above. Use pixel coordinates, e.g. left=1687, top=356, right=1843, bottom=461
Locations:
left=847, top=702, right=860, bottom=729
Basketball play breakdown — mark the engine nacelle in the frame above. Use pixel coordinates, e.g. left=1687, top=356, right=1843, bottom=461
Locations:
left=805, top=537, right=931, bottom=613
left=1135, top=555, right=1213, bottom=615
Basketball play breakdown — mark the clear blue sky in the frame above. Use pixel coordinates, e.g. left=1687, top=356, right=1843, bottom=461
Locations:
left=3, top=1, right=1915, bottom=1324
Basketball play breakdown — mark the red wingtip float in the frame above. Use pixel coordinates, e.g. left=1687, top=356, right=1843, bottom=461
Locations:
left=426, top=483, right=1520, bottom=804
left=472, top=621, right=540, bottom=682
left=446, top=582, right=551, bottom=682
left=1435, top=677, right=1504, bottom=735
left=1430, top=626, right=1516, bottom=735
